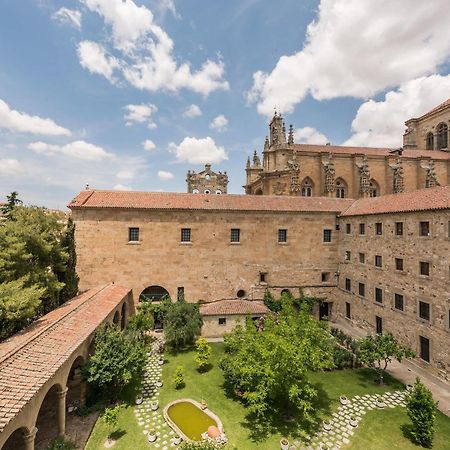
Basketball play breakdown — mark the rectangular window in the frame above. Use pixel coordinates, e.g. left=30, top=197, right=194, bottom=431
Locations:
left=345, top=278, right=351, bottom=292
left=375, top=222, right=383, bottom=235
left=259, top=272, right=267, bottom=283
left=359, top=252, right=366, bottom=264
left=375, top=287, right=383, bottom=304
left=181, top=228, right=191, bottom=242
left=128, top=227, right=139, bottom=242
left=345, top=302, right=351, bottom=319
left=419, top=261, right=430, bottom=276
left=448, top=221, right=450, bottom=238
left=419, top=301, right=430, bottom=321
left=230, top=228, right=240, bottom=243
left=218, top=317, right=226, bottom=326
left=419, top=221, right=430, bottom=237
left=278, top=229, right=287, bottom=243
left=394, top=293, right=404, bottom=311
left=395, top=222, right=404, bottom=236
left=359, top=223, right=366, bottom=235
left=375, top=255, right=382, bottom=267
left=345, top=250, right=351, bottom=261
left=420, top=336, right=430, bottom=362
left=177, top=287, right=184, bottom=301
left=376, top=316, right=383, bottom=335
left=346, top=223, right=351, bottom=234
left=358, top=282, right=365, bottom=297
left=321, top=272, right=331, bottom=282
left=395, top=258, right=404, bottom=271
left=323, top=229, right=332, bottom=243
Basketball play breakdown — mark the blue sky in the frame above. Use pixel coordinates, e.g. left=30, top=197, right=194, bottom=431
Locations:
left=1, top=0, right=450, bottom=209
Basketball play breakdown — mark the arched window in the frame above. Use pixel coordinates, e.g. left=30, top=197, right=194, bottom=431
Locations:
left=140, top=286, right=170, bottom=302
left=437, top=123, right=448, bottom=149
left=426, top=132, right=434, bottom=150
left=204, top=189, right=211, bottom=194
left=215, top=189, right=222, bottom=194
left=254, top=188, right=263, bottom=195
left=368, top=179, right=379, bottom=197
left=335, top=178, right=347, bottom=198
left=301, top=177, right=313, bottom=197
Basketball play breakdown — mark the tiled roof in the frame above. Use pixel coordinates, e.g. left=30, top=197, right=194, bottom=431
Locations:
left=0, top=284, right=130, bottom=433
left=68, top=190, right=354, bottom=213
left=340, top=186, right=450, bottom=217
left=200, top=300, right=269, bottom=316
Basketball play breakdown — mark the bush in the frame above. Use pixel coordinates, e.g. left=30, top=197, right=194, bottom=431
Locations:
left=103, top=404, right=122, bottom=438
left=45, top=438, right=76, bottom=450
left=194, top=337, right=212, bottom=372
left=173, top=366, right=185, bottom=389
left=406, top=377, right=438, bottom=448
left=333, top=346, right=354, bottom=369
left=180, top=441, right=223, bottom=450
left=263, top=290, right=281, bottom=312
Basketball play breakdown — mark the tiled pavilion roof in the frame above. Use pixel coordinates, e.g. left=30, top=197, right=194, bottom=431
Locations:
left=200, top=299, right=268, bottom=316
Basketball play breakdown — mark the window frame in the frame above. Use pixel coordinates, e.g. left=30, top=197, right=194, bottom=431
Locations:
left=419, top=301, right=431, bottom=321
left=375, top=222, right=383, bottom=236
left=278, top=228, right=287, bottom=243
left=181, top=227, right=191, bottom=243
left=374, top=287, right=383, bottom=304
left=395, top=222, right=404, bottom=236
left=419, top=261, right=430, bottom=276
left=394, top=293, right=404, bottom=311
left=375, top=255, right=383, bottom=268
left=359, top=223, right=366, bottom=235
left=323, top=229, right=332, bottom=243
left=230, top=228, right=241, bottom=243
left=419, top=221, right=430, bottom=237
left=218, top=317, right=227, bottom=326
left=128, top=227, right=140, bottom=242
left=395, top=258, right=404, bottom=271
left=358, top=282, right=366, bottom=298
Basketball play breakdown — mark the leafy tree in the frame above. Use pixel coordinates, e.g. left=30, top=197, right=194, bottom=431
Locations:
left=164, top=301, right=203, bottom=349
left=219, top=301, right=334, bottom=421
left=1, top=191, right=22, bottom=216
left=406, top=378, right=438, bottom=448
left=173, top=366, right=185, bottom=389
left=263, top=290, right=281, bottom=312
left=102, top=404, right=122, bottom=439
left=194, top=337, right=212, bottom=372
left=83, top=325, right=146, bottom=396
left=127, top=301, right=154, bottom=340
left=359, top=333, right=415, bottom=384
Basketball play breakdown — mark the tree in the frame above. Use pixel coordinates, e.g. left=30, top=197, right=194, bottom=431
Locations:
left=102, top=404, right=122, bottom=440
left=219, top=301, right=334, bottom=421
left=126, top=301, right=154, bottom=340
left=194, top=337, right=212, bottom=372
left=83, top=325, right=146, bottom=396
left=1, top=191, right=22, bottom=216
left=406, top=378, right=438, bottom=448
left=359, top=333, right=415, bottom=384
left=164, top=301, right=203, bottom=349
left=173, top=366, right=185, bottom=389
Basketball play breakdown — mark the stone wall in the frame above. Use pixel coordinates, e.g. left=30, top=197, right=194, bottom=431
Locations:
left=202, top=314, right=259, bottom=338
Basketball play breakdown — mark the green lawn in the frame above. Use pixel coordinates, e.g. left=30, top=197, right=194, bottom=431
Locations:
left=85, top=343, right=450, bottom=450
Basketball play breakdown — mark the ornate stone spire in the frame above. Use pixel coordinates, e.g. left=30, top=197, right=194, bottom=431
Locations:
left=323, top=153, right=336, bottom=195
left=391, top=158, right=404, bottom=193
left=358, top=155, right=371, bottom=197
left=246, top=156, right=251, bottom=169
left=264, top=136, right=270, bottom=151
left=425, top=160, right=439, bottom=188
left=253, top=150, right=261, bottom=168
left=288, top=124, right=294, bottom=146
left=286, top=150, right=301, bottom=193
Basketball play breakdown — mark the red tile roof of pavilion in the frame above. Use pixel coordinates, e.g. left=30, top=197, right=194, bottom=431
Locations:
left=200, top=299, right=269, bottom=316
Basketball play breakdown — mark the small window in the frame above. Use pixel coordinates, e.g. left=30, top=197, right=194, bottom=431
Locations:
left=419, top=261, right=430, bottom=276
left=345, top=302, right=351, bottom=319
left=192, top=188, right=199, bottom=194
left=218, top=317, right=226, bottom=326
left=375, top=255, right=382, bottom=268
left=204, top=189, right=211, bottom=194
left=237, top=289, right=246, bottom=298
left=323, top=229, right=332, bottom=243
left=376, top=316, right=383, bottom=335
left=419, top=221, right=430, bottom=237
left=419, top=301, right=430, bottom=321
left=278, top=229, right=287, bottom=243
left=259, top=272, right=267, bottom=283
left=345, top=250, right=351, bottom=261
left=375, top=223, right=383, bottom=235
left=358, top=282, right=365, bottom=297
left=181, top=228, right=191, bottom=242
left=359, top=252, right=366, bottom=264
left=321, top=272, right=331, bottom=282
left=230, top=228, right=240, bottom=243
left=395, top=222, right=403, bottom=236
left=394, top=293, right=404, bottom=311
left=359, top=223, right=365, bottom=235
left=419, top=336, right=430, bottom=362
left=395, top=258, right=404, bottom=271
left=375, top=287, right=383, bottom=304
left=215, top=189, right=222, bottom=195
left=129, top=227, right=139, bottom=242
left=345, top=278, right=351, bottom=292
left=346, top=223, right=351, bottom=234
left=177, top=287, right=184, bottom=301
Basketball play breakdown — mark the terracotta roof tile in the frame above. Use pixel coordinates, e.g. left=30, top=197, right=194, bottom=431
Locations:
left=200, top=300, right=269, bottom=316
left=68, top=190, right=354, bottom=213
left=340, top=186, right=450, bottom=217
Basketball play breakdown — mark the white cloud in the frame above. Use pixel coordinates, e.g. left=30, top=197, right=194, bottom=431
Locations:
left=142, top=139, right=156, bottom=151
left=248, top=0, right=450, bottom=116
left=157, top=170, right=174, bottom=181
left=344, top=74, right=450, bottom=147
left=0, top=99, right=71, bottom=136
left=77, top=41, right=120, bottom=83
left=169, top=136, right=228, bottom=164
left=124, top=103, right=158, bottom=128
left=183, top=104, right=202, bottom=119
left=113, top=183, right=132, bottom=191
left=116, top=170, right=134, bottom=180
left=28, top=140, right=114, bottom=161
left=209, top=114, right=228, bottom=132
left=79, top=0, right=229, bottom=96
left=0, top=159, right=24, bottom=176
left=52, top=7, right=82, bottom=29
left=294, top=127, right=329, bottom=145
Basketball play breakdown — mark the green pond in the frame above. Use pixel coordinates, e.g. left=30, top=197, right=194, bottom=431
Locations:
left=167, top=401, right=217, bottom=441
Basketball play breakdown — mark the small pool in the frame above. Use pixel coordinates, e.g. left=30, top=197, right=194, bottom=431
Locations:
left=164, top=399, right=222, bottom=441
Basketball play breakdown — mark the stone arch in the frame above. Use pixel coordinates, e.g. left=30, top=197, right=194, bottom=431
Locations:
left=254, top=188, right=263, bottom=195
left=437, top=122, right=448, bottom=149
left=281, top=289, right=292, bottom=297
left=426, top=132, right=434, bottom=150
left=1, top=426, right=34, bottom=450
left=113, top=310, right=120, bottom=325
left=139, top=285, right=170, bottom=303
left=368, top=179, right=379, bottom=197
left=300, top=177, right=314, bottom=197
left=65, top=355, right=86, bottom=411
left=121, top=301, right=127, bottom=330
left=335, top=177, right=348, bottom=198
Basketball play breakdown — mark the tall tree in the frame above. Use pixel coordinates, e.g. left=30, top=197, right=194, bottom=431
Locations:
left=1, top=191, right=23, bottom=216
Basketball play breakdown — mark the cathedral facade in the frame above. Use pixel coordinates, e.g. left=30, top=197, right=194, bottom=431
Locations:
left=186, top=164, right=228, bottom=194
left=245, top=100, right=450, bottom=198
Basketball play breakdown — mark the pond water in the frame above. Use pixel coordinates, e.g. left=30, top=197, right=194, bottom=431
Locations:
left=166, top=401, right=217, bottom=440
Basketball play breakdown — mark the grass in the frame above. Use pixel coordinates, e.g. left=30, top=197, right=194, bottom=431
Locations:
left=85, top=343, right=450, bottom=450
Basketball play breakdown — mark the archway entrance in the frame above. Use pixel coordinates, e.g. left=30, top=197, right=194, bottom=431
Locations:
left=2, top=427, right=31, bottom=450
left=139, top=286, right=170, bottom=329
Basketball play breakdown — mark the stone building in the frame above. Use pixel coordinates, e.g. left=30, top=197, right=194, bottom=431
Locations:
left=245, top=100, right=450, bottom=197
left=186, top=164, right=228, bottom=194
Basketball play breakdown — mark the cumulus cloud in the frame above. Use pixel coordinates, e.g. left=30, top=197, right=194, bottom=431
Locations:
left=0, top=159, right=24, bottom=175
left=169, top=136, right=228, bottom=164
left=157, top=170, right=174, bottom=181
left=183, top=104, right=202, bottom=118
left=248, top=0, right=450, bottom=116
left=0, top=98, right=71, bottom=136
left=294, top=127, right=329, bottom=145
left=52, top=7, right=82, bottom=29
left=209, top=114, right=228, bottom=132
left=28, top=140, right=114, bottom=161
left=113, top=183, right=132, bottom=191
left=142, top=139, right=156, bottom=151
left=78, top=0, right=229, bottom=96
left=344, top=74, right=450, bottom=147
left=124, top=103, right=158, bottom=128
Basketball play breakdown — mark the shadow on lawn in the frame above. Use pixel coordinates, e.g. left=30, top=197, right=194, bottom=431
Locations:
left=353, top=368, right=405, bottom=390
left=109, top=429, right=126, bottom=441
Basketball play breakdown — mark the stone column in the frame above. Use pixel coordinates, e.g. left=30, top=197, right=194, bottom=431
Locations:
left=57, top=387, right=68, bottom=437
left=23, top=427, right=38, bottom=450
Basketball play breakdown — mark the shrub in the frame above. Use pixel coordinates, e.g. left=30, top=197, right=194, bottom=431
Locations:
left=263, top=290, right=281, bottom=312
left=103, top=404, right=122, bottom=438
left=180, top=441, right=222, bottom=450
left=194, top=337, right=212, bottom=372
left=333, top=346, right=354, bottom=369
left=45, top=438, right=76, bottom=450
left=173, top=366, right=185, bottom=389
left=406, top=377, right=438, bottom=448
